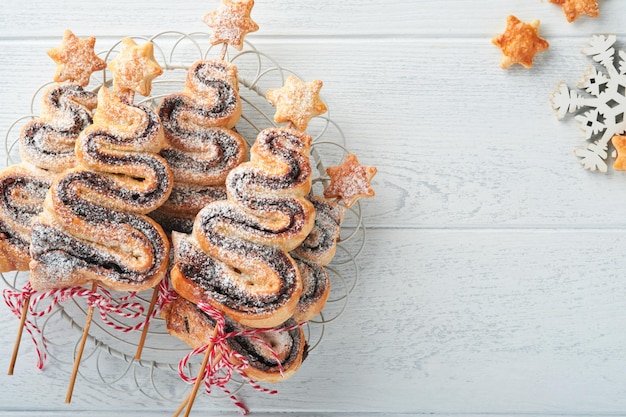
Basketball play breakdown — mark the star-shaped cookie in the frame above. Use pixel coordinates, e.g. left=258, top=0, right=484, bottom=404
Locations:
left=203, top=0, right=259, bottom=51
left=266, top=75, right=328, bottom=131
left=492, top=15, right=550, bottom=69
left=549, top=0, right=599, bottom=23
left=108, top=38, right=163, bottom=97
left=47, top=29, right=107, bottom=86
left=324, top=154, right=376, bottom=208
left=612, top=135, right=626, bottom=171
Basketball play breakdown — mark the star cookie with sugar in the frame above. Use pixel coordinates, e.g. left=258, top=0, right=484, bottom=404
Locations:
left=203, top=0, right=259, bottom=51
left=492, top=15, right=549, bottom=69
left=108, top=38, right=163, bottom=98
left=549, top=0, right=599, bottom=23
left=324, top=153, right=376, bottom=208
left=47, top=29, right=107, bottom=87
left=266, top=75, right=328, bottom=131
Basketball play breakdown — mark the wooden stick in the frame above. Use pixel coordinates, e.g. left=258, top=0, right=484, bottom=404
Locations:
left=220, top=43, right=228, bottom=61
left=134, top=286, right=159, bottom=361
left=65, top=281, right=98, bottom=403
left=172, top=350, right=224, bottom=417
left=171, top=327, right=220, bottom=417
left=7, top=294, right=31, bottom=375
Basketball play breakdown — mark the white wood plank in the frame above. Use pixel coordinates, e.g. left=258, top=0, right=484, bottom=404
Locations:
left=1, top=37, right=625, bottom=228
left=2, top=229, right=626, bottom=415
left=0, top=1, right=623, bottom=38
left=1, top=1, right=626, bottom=416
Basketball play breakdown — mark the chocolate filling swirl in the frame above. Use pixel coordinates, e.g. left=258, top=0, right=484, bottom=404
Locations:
left=0, top=169, right=51, bottom=251
left=174, top=128, right=314, bottom=326
left=155, top=59, right=246, bottom=233
left=19, top=84, right=97, bottom=172
left=217, top=128, right=315, bottom=248
left=176, top=233, right=296, bottom=313
left=29, top=89, right=172, bottom=291
left=164, top=297, right=304, bottom=377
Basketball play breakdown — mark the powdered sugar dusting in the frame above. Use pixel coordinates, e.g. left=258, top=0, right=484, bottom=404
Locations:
left=155, top=60, right=246, bottom=233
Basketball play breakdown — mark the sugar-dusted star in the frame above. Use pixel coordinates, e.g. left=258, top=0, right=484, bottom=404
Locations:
left=549, top=0, right=599, bottom=23
left=203, top=0, right=259, bottom=51
left=47, top=29, right=107, bottom=86
left=266, top=75, right=328, bottom=131
left=324, top=154, right=376, bottom=208
left=611, top=135, right=626, bottom=171
left=108, top=38, right=163, bottom=98
left=492, top=15, right=550, bottom=69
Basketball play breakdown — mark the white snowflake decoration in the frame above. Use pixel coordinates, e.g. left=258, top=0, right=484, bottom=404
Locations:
left=552, top=35, right=626, bottom=173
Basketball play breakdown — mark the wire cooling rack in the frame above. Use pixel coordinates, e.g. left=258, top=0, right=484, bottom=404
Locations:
left=1, top=31, right=366, bottom=409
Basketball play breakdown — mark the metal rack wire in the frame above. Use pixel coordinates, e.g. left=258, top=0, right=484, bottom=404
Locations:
left=1, top=32, right=366, bottom=408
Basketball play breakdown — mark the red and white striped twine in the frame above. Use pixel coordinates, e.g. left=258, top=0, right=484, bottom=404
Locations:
left=3, top=282, right=47, bottom=369
left=2, top=277, right=178, bottom=369
left=178, top=301, right=304, bottom=415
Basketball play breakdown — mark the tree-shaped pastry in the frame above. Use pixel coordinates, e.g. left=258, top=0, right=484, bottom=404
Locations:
left=0, top=30, right=103, bottom=272
left=30, top=38, right=172, bottom=292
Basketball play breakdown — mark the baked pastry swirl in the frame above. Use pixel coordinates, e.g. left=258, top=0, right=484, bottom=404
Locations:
left=29, top=86, right=173, bottom=291
left=19, top=83, right=98, bottom=173
left=154, top=60, right=247, bottom=233
left=0, top=44, right=100, bottom=273
left=290, top=196, right=344, bottom=322
left=0, top=84, right=98, bottom=272
left=0, top=164, right=53, bottom=271
left=171, top=127, right=316, bottom=328
left=162, top=296, right=305, bottom=383
left=292, top=196, right=344, bottom=266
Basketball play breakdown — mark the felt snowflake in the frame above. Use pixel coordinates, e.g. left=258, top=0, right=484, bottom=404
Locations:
left=552, top=35, right=626, bottom=172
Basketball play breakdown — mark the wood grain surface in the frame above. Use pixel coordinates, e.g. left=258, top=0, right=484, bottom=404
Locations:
left=1, top=1, right=625, bottom=416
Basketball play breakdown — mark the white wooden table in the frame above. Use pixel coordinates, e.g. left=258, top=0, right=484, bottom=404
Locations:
left=1, top=1, right=626, bottom=415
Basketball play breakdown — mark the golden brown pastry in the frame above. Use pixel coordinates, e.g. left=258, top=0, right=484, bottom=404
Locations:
left=0, top=164, right=52, bottom=271
left=162, top=296, right=305, bottom=383
left=549, top=0, right=599, bottom=22
left=290, top=196, right=345, bottom=322
left=292, top=196, right=345, bottom=266
left=29, top=82, right=173, bottom=292
left=19, top=83, right=98, bottom=173
left=107, top=38, right=163, bottom=100
left=266, top=75, right=327, bottom=132
left=203, top=0, right=259, bottom=51
left=492, top=15, right=549, bottom=69
left=611, top=135, right=626, bottom=170
left=0, top=30, right=103, bottom=273
left=154, top=60, right=247, bottom=233
left=324, top=153, right=377, bottom=208
left=47, top=29, right=107, bottom=87
left=171, top=127, right=316, bottom=328
left=290, top=258, right=329, bottom=323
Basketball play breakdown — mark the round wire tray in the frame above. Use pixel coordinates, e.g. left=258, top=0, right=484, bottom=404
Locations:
left=1, top=31, right=366, bottom=410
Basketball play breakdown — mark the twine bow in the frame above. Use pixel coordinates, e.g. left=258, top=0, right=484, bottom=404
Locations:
left=3, top=282, right=46, bottom=369
left=178, top=301, right=303, bottom=415
left=3, top=279, right=176, bottom=369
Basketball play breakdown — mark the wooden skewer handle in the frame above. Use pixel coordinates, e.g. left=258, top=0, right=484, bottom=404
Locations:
left=65, top=282, right=98, bottom=403
left=172, top=327, right=221, bottom=417
left=134, top=286, right=160, bottom=361
left=8, top=294, right=32, bottom=375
